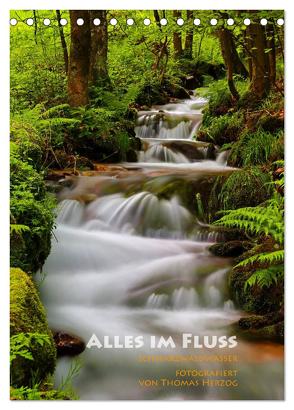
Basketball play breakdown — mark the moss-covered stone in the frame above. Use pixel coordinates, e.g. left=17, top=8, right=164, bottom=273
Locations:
left=237, top=312, right=284, bottom=342
left=209, top=167, right=272, bottom=215
left=10, top=268, right=56, bottom=387
left=209, top=241, right=253, bottom=258
left=228, top=265, right=283, bottom=315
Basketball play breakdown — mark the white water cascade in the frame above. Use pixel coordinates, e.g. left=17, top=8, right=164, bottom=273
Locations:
left=40, top=95, right=284, bottom=400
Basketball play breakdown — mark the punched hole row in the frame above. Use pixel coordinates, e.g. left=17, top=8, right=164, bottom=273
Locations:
left=10, top=17, right=285, bottom=27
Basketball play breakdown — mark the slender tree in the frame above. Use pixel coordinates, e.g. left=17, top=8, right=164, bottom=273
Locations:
left=56, top=10, right=69, bottom=74
left=266, top=20, right=276, bottom=86
left=184, top=10, right=193, bottom=59
left=68, top=11, right=91, bottom=107
left=218, top=28, right=240, bottom=100
left=173, top=10, right=183, bottom=59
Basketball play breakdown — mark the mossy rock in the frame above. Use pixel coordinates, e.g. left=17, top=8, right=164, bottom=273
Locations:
left=209, top=241, right=253, bottom=258
left=10, top=268, right=56, bottom=388
left=10, top=196, right=55, bottom=274
left=228, top=266, right=283, bottom=315
left=237, top=312, right=284, bottom=342
left=257, top=113, right=284, bottom=133
left=209, top=167, right=272, bottom=215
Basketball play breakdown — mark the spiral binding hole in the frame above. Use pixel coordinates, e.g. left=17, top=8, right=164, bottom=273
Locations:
left=10, top=16, right=284, bottom=27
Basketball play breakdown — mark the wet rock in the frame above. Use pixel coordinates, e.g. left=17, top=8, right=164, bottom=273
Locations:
left=126, top=148, right=138, bottom=162
left=206, top=143, right=217, bottom=160
left=209, top=241, right=253, bottom=258
left=163, top=141, right=206, bottom=160
left=237, top=311, right=284, bottom=342
left=53, top=332, right=86, bottom=357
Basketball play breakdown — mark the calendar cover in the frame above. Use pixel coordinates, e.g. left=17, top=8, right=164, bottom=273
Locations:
left=10, top=10, right=284, bottom=400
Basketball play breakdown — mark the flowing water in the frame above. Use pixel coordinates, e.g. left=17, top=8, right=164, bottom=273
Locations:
left=40, top=96, right=284, bottom=400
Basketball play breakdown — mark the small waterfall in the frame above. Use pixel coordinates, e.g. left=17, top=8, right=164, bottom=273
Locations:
left=62, top=192, right=193, bottom=236
left=138, top=143, right=190, bottom=163
left=135, top=100, right=204, bottom=141
left=216, top=150, right=229, bottom=165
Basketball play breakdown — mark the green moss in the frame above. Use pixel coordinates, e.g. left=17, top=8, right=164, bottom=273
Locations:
left=10, top=268, right=56, bottom=387
left=209, top=167, right=273, bottom=214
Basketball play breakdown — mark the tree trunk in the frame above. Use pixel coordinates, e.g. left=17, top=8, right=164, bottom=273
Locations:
left=218, top=28, right=239, bottom=100
left=244, top=29, right=253, bottom=81
left=173, top=11, right=183, bottom=59
left=56, top=10, right=69, bottom=74
left=184, top=10, right=193, bottom=59
left=89, top=10, right=110, bottom=86
left=68, top=11, right=91, bottom=107
left=248, top=21, right=270, bottom=99
left=266, top=21, right=276, bottom=86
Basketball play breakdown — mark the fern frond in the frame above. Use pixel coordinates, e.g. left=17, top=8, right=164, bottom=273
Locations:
left=236, top=250, right=284, bottom=268
left=10, top=224, right=30, bottom=235
left=41, top=104, right=70, bottom=119
left=245, top=265, right=284, bottom=289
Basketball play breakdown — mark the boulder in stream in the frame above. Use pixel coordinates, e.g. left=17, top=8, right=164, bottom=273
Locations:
left=53, top=332, right=86, bottom=357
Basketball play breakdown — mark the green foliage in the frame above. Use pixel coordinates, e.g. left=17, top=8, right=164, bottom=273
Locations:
left=245, top=265, right=283, bottom=289
left=10, top=224, right=30, bottom=236
left=215, top=203, right=284, bottom=245
left=10, top=144, right=55, bottom=272
left=10, top=385, right=72, bottom=400
left=10, top=333, right=51, bottom=364
left=198, top=111, right=244, bottom=145
left=214, top=195, right=284, bottom=288
left=200, top=78, right=249, bottom=123
left=228, top=128, right=284, bottom=167
left=10, top=268, right=56, bottom=387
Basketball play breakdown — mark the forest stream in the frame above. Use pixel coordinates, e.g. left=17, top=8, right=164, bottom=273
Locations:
left=38, top=95, right=284, bottom=400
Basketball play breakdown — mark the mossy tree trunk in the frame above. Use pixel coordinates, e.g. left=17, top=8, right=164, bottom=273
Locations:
left=68, top=10, right=91, bottom=107
left=184, top=10, right=193, bottom=59
left=248, top=20, right=270, bottom=99
left=89, top=10, right=110, bottom=87
left=173, top=10, right=183, bottom=59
